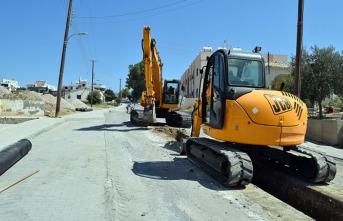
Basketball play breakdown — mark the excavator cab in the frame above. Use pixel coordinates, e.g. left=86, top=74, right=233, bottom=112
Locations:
left=163, top=79, right=179, bottom=105
left=199, top=48, right=265, bottom=132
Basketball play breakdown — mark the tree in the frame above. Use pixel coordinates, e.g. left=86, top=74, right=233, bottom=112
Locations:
left=86, top=90, right=102, bottom=104
left=125, top=61, right=146, bottom=101
left=270, top=74, right=294, bottom=93
left=104, top=89, right=116, bottom=101
left=121, top=88, right=130, bottom=98
left=290, top=45, right=343, bottom=118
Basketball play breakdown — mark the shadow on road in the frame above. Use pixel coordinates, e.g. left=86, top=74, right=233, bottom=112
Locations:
left=74, top=121, right=149, bottom=132
left=131, top=157, right=245, bottom=191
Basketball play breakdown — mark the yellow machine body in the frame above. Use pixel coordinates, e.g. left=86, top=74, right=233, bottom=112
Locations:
left=200, top=90, right=307, bottom=146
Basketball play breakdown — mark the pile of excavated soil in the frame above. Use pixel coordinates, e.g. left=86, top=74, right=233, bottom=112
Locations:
left=67, top=98, right=88, bottom=109
left=42, top=94, right=75, bottom=110
left=2, top=90, right=42, bottom=101
left=0, top=90, right=89, bottom=116
left=0, top=86, right=11, bottom=97
left=151, top=127, right=190, bottom=141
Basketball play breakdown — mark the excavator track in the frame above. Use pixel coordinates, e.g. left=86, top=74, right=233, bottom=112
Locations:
left=185, top=138, right=253, bottom=187
left=165, top=111, right=192, bottom=128
left=246, top=145, right=337, bottom=183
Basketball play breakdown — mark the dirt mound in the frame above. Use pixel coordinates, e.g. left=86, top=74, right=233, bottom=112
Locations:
left=42, top=94, right=75, bottom=110
left=67, top=98, right=88, bottom=109
left=0, top=86, right=11, bottom=97
left=151, top=127, right=190, bottom=140
left=2, top=90, right=42, bottom=101
left=0, top=90, right=88, bottom=116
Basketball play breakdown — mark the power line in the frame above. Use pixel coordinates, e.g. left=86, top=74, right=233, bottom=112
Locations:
left=87, top=0, right=98, bottom=59
left=71, top=18, right=91, bottom=72
left=73, top=0, right=205, bottom=23
left=78, top=0, right=94, bottom=60
left=76, top=0, right=186, bottom=18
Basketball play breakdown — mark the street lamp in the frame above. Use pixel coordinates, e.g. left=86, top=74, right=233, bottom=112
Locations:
left=55, top=32, right=88, bottom=117
left=68, top=32, right=88, bottom=41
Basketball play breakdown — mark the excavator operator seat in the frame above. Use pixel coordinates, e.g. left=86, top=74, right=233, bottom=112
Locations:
left=168, top=86, right=176, bottom=95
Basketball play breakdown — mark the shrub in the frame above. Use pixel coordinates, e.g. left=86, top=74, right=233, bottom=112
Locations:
left=115, top=97, right=122, bottom=105
left=86, top=91, right=102, bottom=104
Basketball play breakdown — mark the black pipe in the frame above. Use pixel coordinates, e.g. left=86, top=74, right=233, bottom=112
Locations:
left=0, top=139, right=32, bottom=176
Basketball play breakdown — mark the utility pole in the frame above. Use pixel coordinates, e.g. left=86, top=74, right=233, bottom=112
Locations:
left=119, top=78, right=122, bottom=98
left=89, top=60, right=97, bottom=107
left=294, top=0, right=304, bottom=97
left=55, top=0, right=73, bottom=118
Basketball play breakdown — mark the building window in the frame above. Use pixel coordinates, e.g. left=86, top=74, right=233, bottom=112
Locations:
left=196, top=88, right=198, bottom=97
left=77, top=95, right=81, bottom=99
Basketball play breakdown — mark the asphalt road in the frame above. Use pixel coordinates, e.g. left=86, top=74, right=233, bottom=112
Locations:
left=0, top=106, right=313, bottom=221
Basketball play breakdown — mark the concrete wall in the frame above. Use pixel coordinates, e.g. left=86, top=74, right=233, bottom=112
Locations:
left=306, top=119, right=343, bottom=147
left=180, top=98, right=197, bottom=110
left=0, top=99, right=44, bottom=116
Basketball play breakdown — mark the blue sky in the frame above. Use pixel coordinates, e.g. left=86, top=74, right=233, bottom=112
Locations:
left=0, top=0, right=342, bottom=93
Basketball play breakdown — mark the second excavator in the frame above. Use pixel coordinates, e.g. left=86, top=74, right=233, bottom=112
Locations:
left=130, top=26, right=191, bottom=128
left=182, top=46, right=336, bottom=186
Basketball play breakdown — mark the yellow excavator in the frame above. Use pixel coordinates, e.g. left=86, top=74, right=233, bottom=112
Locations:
left=183, top=47, right=336, bottom=186
left=130, top=26, right=191, bottom=128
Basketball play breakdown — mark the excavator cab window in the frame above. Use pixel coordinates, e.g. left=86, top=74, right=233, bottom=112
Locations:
left=228, top=59, right=263, bottom=87
left=164, top=82, right=179, bottom=104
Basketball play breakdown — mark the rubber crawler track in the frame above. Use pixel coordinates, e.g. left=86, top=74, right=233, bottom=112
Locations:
left=295, top=147, right=337, bottom=183
left=166, top=111, right=192, bottom=128
left=186, top=138, right=253, bottom=187
left=257, top=146, right=337, bottom=183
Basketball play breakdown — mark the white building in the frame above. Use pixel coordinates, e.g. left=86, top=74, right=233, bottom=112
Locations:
left=63, top=76, right=106, bottom=102
left=26, top=80, right=57, bottom=93
left=263, top=53, right=291, bottom=87
left=181, top=47, right=213, bottom=98
left=180, top=47, right=291, bottom=98
left=0, top=78, right=19, bottom=92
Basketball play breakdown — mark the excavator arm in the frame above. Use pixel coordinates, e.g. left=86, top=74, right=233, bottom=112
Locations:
left=131, top=26, right=191, bottom=128
left=141, top=26, right=156, bottom=106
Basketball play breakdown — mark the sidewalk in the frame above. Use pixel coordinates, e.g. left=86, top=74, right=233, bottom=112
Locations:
left=0, top=108, right=112, bottom=151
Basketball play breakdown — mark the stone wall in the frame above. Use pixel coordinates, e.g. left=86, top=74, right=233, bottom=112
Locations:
left=0, top=99, right=44, bottom=116
left=306, top=118, right=343, bottom=147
